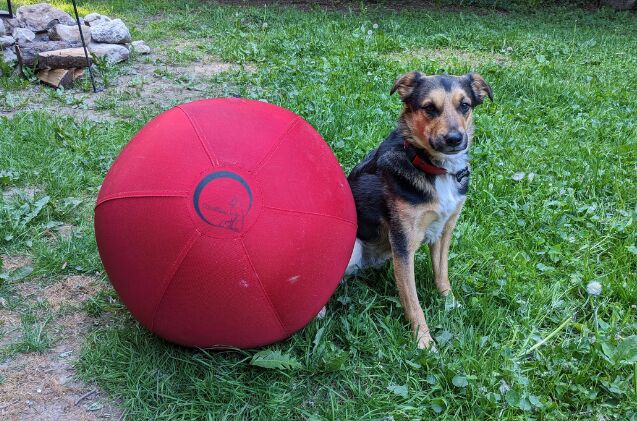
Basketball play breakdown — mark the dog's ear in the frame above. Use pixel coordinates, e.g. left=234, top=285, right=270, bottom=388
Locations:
left=390, top=71, right=422, bottom=100
left=468, top=73, right=493, bottom=105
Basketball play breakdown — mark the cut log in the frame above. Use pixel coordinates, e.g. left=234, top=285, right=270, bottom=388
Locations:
left=73, top=68, right=84, bottom=81
left=37, top=48, right=91, bottom=69
left=38, top=68, right=75, bottom=89
left=14, top=41, right=81, bottom=67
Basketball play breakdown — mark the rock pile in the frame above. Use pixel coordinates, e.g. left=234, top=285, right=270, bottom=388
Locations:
left=1, top=3, right=150, bottom=88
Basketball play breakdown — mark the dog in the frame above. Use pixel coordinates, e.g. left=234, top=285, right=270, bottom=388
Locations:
left=345, top=71, right=492, bottom=349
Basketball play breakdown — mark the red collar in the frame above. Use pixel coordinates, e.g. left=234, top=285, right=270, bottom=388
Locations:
left=403, top=141, right=448, bottom=175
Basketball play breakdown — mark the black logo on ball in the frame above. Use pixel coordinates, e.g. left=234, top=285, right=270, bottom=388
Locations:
left=193, top=171, right=253, bottom=232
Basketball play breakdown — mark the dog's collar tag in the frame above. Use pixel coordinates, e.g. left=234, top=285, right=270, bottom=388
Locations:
left=454, top=168, right=470, bottom=183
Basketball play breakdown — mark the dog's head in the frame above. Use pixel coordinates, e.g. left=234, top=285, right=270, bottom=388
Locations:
left=391, top=71, right=492, bottom=157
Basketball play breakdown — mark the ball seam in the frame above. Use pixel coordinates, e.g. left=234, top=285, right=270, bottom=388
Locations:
left=250, top=117, right=302, bottom=174
left=149, top=230, right=202, bottom=332
left=239, top=238, right=289, bottom=336
left=263, top=205, right=357, bottom=227
left=95, top=191, right=189, bottom=208
left=175, top=105, right=220, bottom=168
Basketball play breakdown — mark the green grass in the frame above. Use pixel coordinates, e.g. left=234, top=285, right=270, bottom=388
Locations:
left=2, top=0, right=637, bottom=418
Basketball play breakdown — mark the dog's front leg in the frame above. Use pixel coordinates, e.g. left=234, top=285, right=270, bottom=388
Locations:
left=392, top=251, right=433, bottom=349
left=389, top=211, right=437, bottom=350
left=430, top=201, right=464, bottom=297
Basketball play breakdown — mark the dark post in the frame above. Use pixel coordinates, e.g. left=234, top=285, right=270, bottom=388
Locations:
left=70, top=0, right=99, bottom=93
left=1, top=0, right=14, bottom=18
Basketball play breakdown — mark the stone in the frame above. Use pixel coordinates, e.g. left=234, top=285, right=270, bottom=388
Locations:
left=84, top=13, right=111, bottom=26
left=16, top=3, right=75, bottom=33
left=33, top=32, right=50, bottom=42
left=91, top=16, right=111, bottom=28
left=0, top=18, right=5, bottom=36
left=84, top=13, right=111, bottom=28
left=131, top=40, right=150, bottom=55
left=48, top=24, right=91, bottom=43
left=2, top=19, right=20, bottom=36
left=88, top=42, right=129, bottom=64
left=85, top=13, right=107, bottom=22
left=90, top=18, right=131, bottom=44
left=84, top=13, right=99, bottom=22
left=2, top=47, right=17, bottom=65
left=13, top=28, right=35, bottom=44
left=0, top=36, right=15, bottom=48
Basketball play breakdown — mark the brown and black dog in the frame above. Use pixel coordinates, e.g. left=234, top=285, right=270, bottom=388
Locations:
left=345, top=71, right=492, bottom=349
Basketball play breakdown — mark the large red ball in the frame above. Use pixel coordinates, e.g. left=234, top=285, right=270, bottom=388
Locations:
left=94, top=98, right=357, bottom=348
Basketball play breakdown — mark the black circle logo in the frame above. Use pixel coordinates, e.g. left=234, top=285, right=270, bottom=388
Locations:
left=193, top=171, right=253, bottom=233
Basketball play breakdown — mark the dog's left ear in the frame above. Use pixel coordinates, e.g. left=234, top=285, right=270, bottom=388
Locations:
left=467, top=73, right=493, bottom=105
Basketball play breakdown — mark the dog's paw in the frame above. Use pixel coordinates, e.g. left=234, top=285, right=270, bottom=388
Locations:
left=417, top=334, right=437, bottom=352
left=444, top=293, right=463, bottom=311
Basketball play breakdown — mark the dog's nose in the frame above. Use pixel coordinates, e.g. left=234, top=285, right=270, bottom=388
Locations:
left=445, top=131, right=464, bottom=146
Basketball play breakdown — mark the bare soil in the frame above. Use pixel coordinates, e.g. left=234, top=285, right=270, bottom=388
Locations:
left=0, top=255, right=122, bottom=420
left=1, top=187, right=42, bottom=203
left=0, top=255, right=33, bottom=271
left=0, top=47, right=248, bottom=123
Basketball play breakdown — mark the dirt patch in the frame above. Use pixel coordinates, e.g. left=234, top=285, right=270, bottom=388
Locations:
left=0, top=255, right=33, bottom=271
left=55, top=223, right=76, bottom=240
left=1, top=186, right=43, bottom=203
left=96, top=58, right=243, bottom=113
left=12, top=276, right=103, bottom=314
left=43, top=223, right=76, bottom=242
left=0, top=328, right=121, bottom=420
left=0, top=309, right=22, bottom=348
left=385, top=47, right=512, bottom=69
left=0, top=276, right=122, bottom=420
left=42, top=275, right=101, bottom=312
left=183, top=61, right=238, bottom=77
left=1, top=44, right=249, bottom=123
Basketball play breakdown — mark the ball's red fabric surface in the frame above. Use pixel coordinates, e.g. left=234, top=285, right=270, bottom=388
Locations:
left=94, top=98, right=357, bottom=348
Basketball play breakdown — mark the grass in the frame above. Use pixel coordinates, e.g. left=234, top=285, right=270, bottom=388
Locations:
left=2, top=0, right=637, bottom=418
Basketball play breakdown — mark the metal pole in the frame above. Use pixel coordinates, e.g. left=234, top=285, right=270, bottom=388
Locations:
left=7, top=0, right=12, bottom=18
left=70, top=0, right=99, bottom=93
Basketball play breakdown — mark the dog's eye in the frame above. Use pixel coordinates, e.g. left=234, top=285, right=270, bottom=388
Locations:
left=422, top=104, right=438, bottom=115
left=459, top=102, right=471, bottom=114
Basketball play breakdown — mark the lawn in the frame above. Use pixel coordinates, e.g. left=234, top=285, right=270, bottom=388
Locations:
left=1, top=0, right=637, bottom=419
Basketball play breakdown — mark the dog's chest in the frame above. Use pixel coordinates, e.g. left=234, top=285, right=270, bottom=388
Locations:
left=423, top=175, right=464, bottom=244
